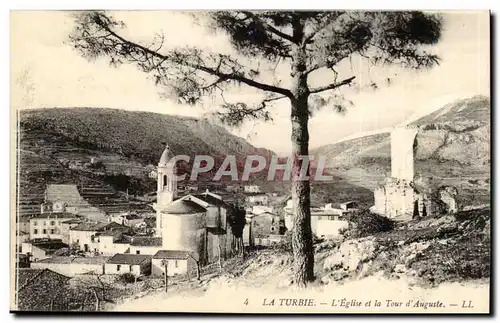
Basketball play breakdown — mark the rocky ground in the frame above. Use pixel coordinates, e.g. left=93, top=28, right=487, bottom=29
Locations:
left=112, top=206, right=491, bottom=313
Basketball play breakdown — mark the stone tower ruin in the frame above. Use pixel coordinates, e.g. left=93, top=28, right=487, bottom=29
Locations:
left=372, top=125, right=425, bottom=221
left=390, top=126, right=419, bottom=181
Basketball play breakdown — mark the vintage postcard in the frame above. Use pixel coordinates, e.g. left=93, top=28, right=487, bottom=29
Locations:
left=10, top=10, right=491, bottom=314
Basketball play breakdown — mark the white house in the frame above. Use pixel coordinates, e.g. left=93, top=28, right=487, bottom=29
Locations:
left=21, top=239, right=69, bottom=262
left=70, top=221, right=130, bottom=253
left=245, top=193, right=269, bottom=205
left=31, top=256, right=109, bottom=277
left=148, top=169, right=158, bottom=179
left=283, top=199, right=352, bottom=238
left=110, top=213, right=144, bottom=227
left=244, top=185, right=261, bottom=193
left=129, top=236, right=163, bottom=255
left=95, top=232, right=131, bottom=256
left=29, top=212, right=77, bottom=240
left=151, top=250, right=197, bottom=277
left=104, top=254, right=152, bottom=277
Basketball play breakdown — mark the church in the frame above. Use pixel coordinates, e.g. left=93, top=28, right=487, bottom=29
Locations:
left=152, top=144, right=241, bottom=266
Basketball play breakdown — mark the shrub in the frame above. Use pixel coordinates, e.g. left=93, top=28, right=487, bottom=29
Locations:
left=119, top=273, right=136, bottom=284
left=273, top=230, right=292, bottom=253
left=342, top=210, right=395, bottom=239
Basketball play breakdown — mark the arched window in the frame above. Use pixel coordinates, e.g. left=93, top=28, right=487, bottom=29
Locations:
left=163, top=175, right=168, bottom=188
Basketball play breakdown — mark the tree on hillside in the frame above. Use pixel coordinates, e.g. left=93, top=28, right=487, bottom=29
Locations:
left=69, top=11, right=442, bottom=287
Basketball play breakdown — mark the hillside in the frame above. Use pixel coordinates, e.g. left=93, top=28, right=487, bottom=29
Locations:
left=312, top=95, right=491, bottom=206
left=17, top=107, right=274, bottom=214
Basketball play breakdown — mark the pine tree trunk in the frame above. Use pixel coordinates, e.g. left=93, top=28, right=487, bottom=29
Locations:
left=289, top=34, right=314, bottom=287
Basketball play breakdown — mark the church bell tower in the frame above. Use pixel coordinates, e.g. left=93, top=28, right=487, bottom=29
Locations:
left=154, top=143, right=177, bottom=236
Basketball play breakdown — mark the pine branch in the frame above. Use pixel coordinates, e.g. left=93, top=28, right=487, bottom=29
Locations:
left=85, top=12, right=292, bottom=98
left=309, top=76, right=356, bottom=94
left=241, top=11, right=297, bottom=44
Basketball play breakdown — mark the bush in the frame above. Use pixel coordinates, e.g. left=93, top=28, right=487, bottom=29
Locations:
left=342, top=210, right=395, bottom=239
left=119, top=273, right=136, bottom=284
left=273, top=230, right=292, bottom=253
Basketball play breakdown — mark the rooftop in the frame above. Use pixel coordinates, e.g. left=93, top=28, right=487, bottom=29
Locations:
left=29, top=212, right=77, bottom=220
left=107, top=254, right=152, bottom=265
left=131, top=236, right=162, bottom=247
left=71, top=222, right=109, bottom=232
left=190, top=192, right=226, bottom=207
left=62, top=218, right=83, bottom=224
left=153, top=250, right=193, bottom=260
left=34, top=256, right=110, bottom=265
left=27, top=239, right=69, bottom=253
left=162, top=199, right=206, bottom=214
left=17, top=268, right=71, bottom=291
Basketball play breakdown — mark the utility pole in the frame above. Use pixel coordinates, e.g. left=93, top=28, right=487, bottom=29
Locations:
left=163, top=260, right=168, bottom=293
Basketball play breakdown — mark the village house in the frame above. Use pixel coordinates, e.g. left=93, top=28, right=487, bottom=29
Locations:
left=18, top=215, right=31, bottom=234
left=110, top=213, right=144, bottom=227
left=283, top=199, right=353, bottom=238
left=43, top=184, right=85, bottom=214
left=224, top=185, right=242, bottom=193
left=60, top=218, right=83, bottom=244
left=129, top=236, right=163, bottom=255
left=148, top=168, right=158, bottom=179
left=104, top=254, right=152, bottom=277
left=245, top=193, right=269, bottom=206
left=249, top=212, right=283, bottom=246
left=29, top=212, right=77, bottom=241
left=244, top=185, right=261, bottom=193
left=95, top=230, right=132, bottom=256
left=16, top=215, right=31, bottom=247
left=31, top=256, right=109, bottom=277
left=70, top=221, right=130, bottom=253
left=151, top=250, right=197, bottom=277
left=185, top=185, right=199, bottom=192
left=21, top=239, right=69, bottom=262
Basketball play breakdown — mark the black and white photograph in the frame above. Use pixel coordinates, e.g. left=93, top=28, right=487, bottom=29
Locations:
left=9, top=9, right=491, bottom=313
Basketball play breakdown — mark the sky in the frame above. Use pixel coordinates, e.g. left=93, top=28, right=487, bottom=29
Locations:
left=10, top=11, right=490, bottom=155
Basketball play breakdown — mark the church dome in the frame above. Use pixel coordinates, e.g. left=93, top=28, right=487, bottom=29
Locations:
left=159, top=144, right=174, bottom=165
left=162, top=199, right=206, bottom=215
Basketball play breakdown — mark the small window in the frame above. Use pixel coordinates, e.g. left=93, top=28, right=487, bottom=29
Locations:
left=136, top=250, right=140, bottom=255
left=42, top=229, right=47, bottom=234
left=44, top=221, right=47, bottom=226
left=117, top=265, right=121, bottom=271
left=33, top=229, right=38, bottom=234
left=174, top=260, right=178, bottom=268
left=50, top=229, right=55, bottom=234
left=50, top=221, right=55, bottom=226
left=33, top=221, right=37, bottom=226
